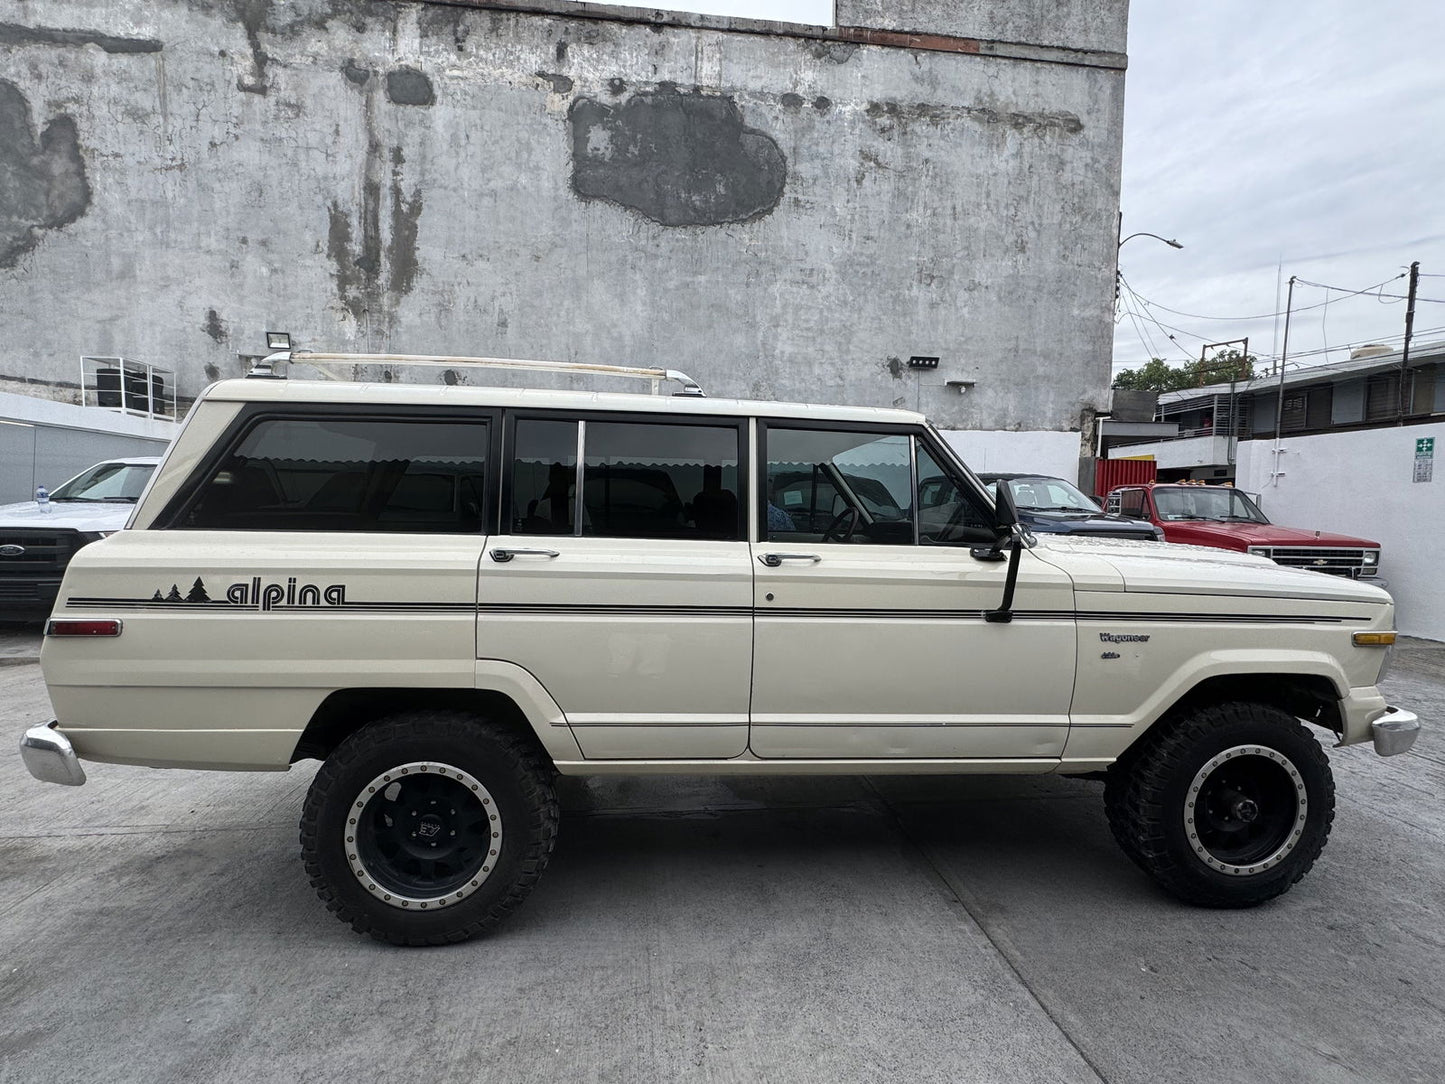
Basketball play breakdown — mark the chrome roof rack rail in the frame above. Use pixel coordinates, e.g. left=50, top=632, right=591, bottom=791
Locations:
left=247, top=333, right=706, bottom=396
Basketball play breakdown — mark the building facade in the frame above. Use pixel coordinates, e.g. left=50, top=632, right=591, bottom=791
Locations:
left=1, top=0, right=1128, bottom=467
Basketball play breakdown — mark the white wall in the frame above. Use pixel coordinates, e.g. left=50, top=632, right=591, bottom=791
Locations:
left=0, top=392, right=175, bottom=504
left=1236, top=422, right=1445, bottom=641
left=940, top=429, right=1082, bottom=481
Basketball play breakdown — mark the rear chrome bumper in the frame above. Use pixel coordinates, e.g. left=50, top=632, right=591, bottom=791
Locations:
left=19, top=720, right=87, bottom=786
left=1372, top=707, right=1419, bottom=757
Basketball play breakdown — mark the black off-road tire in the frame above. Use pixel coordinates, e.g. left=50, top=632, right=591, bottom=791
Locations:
left=1103, top=701, right=1335, bottom=908
left=300, top=711, right=559, bottom=945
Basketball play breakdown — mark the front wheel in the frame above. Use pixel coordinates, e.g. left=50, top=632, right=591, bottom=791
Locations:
left=300, top=711, right=558, bottom=945
left=1104, top=701, right=1335, bottom=907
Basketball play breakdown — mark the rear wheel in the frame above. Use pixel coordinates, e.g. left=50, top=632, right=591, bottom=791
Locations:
left=300, top=711, right=558, bottom=945
left=1104, top=701, right=1335, bottom=907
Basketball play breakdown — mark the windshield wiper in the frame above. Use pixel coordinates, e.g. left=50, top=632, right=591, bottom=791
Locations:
left=52, top=496, right=137, bottom=503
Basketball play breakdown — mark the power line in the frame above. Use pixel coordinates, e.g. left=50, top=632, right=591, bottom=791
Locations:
left=1125, top=272, right=1408, bottom=323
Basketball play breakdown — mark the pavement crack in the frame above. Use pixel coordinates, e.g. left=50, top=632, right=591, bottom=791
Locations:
left=863, top=777, right=1114, bottom=1084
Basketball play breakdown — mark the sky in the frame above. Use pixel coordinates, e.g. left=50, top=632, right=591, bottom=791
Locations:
left=642, top=1, right=1445, bottom=378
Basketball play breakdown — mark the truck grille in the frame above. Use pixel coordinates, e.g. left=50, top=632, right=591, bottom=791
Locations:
left=1253, top=547, right=1374, bottom=578
left=0, top=528, right=87, bottom=575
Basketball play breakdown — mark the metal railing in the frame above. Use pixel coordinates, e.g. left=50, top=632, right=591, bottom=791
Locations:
left=80, top=356, right=177, bottom=420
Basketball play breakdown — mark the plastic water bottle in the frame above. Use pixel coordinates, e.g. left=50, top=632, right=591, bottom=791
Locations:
left=35, top=484, right=51, bottom=513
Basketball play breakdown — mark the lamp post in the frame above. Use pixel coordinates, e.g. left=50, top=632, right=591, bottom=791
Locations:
left=1118, top=232, right=1183, bottom=250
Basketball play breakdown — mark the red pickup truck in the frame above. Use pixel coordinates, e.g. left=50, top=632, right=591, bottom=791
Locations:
left=1104, top=483, right=1382, bottom=580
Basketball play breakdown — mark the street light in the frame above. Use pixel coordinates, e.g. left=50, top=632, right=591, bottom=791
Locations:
left=1119, top=232, right=1183, bottom=250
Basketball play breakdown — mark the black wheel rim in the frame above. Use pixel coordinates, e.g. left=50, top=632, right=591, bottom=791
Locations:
left=1185, top=745, right=1308, bottom=876
left=346, top=762, right=502, bottom=908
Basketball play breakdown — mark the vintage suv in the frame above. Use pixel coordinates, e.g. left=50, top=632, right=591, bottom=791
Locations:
left=20, top=341, right=1420, bottom=946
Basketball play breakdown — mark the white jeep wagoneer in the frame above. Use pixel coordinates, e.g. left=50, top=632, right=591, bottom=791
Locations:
left=20, top=340, right=1420, bottom=945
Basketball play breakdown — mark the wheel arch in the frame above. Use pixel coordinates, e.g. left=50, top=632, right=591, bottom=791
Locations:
left=290, top=662, right=582, bottom=765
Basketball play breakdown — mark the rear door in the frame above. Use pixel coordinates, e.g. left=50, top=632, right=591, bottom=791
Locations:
left=475, top=411, right=753, bottom=760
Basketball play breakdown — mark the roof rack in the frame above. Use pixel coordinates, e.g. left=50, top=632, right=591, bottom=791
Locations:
left=246, top=333, right=706, bottom=397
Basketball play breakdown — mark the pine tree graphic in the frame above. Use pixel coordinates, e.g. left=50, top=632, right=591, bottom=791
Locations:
left=151, top=590, right=164, bottom=602
left=186, top=578, right=210, bottom=603
left=165, top=584, right=183, bottom=603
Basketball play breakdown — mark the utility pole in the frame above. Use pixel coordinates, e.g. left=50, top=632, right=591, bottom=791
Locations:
left=1270, top=276, right=1296, bottom=486
left=1397, top=260, right=1420, bottom=424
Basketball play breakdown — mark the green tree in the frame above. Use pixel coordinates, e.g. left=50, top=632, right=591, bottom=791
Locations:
left=1113, top=350, right=1255, bottom=391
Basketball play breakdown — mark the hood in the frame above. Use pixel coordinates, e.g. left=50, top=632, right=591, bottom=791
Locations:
left=1020, top=509, right=1157, bottom=535
left=0, top=499, right=135, bottom=532
left=1165, top=520, right=1378, bottom=548
left=1032, top=533, right=1391, bottom=604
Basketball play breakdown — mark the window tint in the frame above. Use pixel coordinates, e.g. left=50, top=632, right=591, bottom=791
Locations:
left=582, top=421, right=741, bottom=540
left=916, top=445, right=991, bottom=544
left=765, top=428, right=914, bottom=545
left=511, top=419, right=578, bottom=535
left=182, top=416, right=490, bottom=532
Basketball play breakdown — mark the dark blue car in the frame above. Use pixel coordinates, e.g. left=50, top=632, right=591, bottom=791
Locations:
left=975, top=473, right=1163, bottom=541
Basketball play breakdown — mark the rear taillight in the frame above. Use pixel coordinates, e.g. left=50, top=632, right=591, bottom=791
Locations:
left=46, top=619, right=123, bottom=637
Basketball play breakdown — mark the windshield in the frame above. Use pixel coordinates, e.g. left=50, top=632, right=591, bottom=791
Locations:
left=50, top=462, right=156, bottom=503
left=1003, top=476, right=1101, bottom=513
left=1152, top=486, right=1269, bottom=524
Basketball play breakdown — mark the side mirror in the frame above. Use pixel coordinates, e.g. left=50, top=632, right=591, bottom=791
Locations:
left=993, top=481, right=1020, bottom=537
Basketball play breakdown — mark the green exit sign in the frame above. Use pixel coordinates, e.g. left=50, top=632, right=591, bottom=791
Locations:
left=1418, top=437, right=1436, bottom=458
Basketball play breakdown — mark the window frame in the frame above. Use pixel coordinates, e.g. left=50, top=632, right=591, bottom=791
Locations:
left=501, top=408, right=750, bottom=542
left=157, top=404, right=503, bottom=533
left=756, top=418, right=994, bottom=547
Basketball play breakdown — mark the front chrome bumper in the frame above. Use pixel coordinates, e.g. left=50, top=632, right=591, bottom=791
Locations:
left=1372, top=707, right=1420, bottom=757
left=20, top=721, right=87, bottom=786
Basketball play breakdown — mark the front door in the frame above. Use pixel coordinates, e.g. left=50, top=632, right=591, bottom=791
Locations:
left=750, top=423, right=1076, bottom=760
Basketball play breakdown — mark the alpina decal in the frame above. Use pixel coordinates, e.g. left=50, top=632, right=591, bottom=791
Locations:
left=1100, top=633, right=1151, bottom=644
left=225, top=576, right=346, bottom=609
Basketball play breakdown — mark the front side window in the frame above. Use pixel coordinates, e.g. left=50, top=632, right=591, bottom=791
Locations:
left=764, top=427, right=989, bottom=546
left=181, top=416, right=489, bottom=532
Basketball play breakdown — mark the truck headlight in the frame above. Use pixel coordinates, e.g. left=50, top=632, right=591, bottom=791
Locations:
left=1361, top=551, right=1379, bottom=565
left=1246, top=546, right=1271, bottom=559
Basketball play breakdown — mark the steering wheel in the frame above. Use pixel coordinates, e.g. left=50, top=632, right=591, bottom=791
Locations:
left=821, top=507, right=861, bottom=543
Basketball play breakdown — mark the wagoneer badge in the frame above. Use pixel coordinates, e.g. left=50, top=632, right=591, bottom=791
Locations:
left=1100, top=633, right=1150, bottom=644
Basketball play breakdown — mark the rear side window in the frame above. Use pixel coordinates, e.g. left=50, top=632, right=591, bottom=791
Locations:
left=510, top=417, right=743, bottom=541
left=179, top=416, right=490, bottom=533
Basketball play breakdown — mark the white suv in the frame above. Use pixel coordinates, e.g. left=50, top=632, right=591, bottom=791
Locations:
left=20, top=343, right=1419, bottom=945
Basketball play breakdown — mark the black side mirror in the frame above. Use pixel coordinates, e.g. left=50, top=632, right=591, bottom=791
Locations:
left=993, top=481, right=1020, bottom=538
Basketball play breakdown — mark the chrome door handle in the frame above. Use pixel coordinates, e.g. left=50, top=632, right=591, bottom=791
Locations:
left=758, top=553, right=821, bottom=567
left=490, top=548, right=560, bottom=563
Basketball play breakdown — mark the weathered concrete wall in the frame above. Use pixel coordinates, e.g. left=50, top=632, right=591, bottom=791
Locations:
left=838, top=0, right=1128, bottom=55
left=0, top=0, right=1126, bottom=434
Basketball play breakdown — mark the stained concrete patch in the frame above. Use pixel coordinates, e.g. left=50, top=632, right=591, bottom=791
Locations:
left=537, top=71, right=573, bottom=94
left=0, top=80, right=90, bottom=268
left=867, top=99, right=1084, bottom=136
left=0, top=22, right=162, bottom=53
left=385, top=67, right=435, bottom=106
left=202, top=308, right=227, bottom=343
left=569, top=90, right=786, bottom=227
left=341, top=59, right=372, bottom=86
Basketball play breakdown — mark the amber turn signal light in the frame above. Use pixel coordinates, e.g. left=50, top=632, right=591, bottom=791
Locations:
left=1352, top=632, right=1396, bottom=646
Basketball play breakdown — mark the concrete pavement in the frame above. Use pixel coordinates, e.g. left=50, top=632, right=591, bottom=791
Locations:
left=2, top=646, right=1442, bottom=1083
